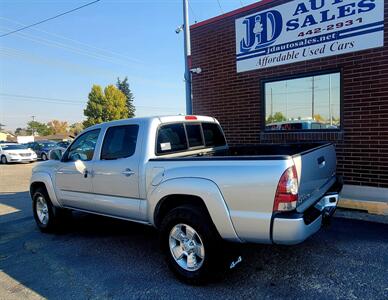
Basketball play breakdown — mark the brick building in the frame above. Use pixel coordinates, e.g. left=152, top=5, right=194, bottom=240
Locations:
left=190, top=0, right=388, bottom=199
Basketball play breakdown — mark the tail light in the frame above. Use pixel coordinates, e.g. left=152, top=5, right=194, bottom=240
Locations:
left=185, top=115, right=197, bottom=120
left=273, top=165, right=298, bottom=212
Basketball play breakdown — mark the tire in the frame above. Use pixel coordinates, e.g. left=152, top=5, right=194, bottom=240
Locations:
left=41, top=153, right=48, bottom=161
left=1, top=155, right=7, bottom=164
left=160, top=205, right=223, bottom=285
left=32, top=187, right=70, bottom=232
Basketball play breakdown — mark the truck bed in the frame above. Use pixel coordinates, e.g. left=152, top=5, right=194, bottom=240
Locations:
left=151, top=143, right=330, bottom=160
left=151, top=142, right=337, bottom=214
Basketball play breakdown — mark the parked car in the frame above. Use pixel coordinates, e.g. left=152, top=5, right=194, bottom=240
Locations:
left=56, top=141, right=71, bottom=149
left=0, top=143, right=37, bottom=164
left=266, top=120, right=338, bottom=130
left=30, top=115, right=342, bottom=284
left=26, top=141, right=57, bottom=161
left=47, top=141, right=71, bottom=161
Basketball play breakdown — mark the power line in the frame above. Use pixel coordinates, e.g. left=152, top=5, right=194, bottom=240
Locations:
left=0, top=93, right=185, bottom=111
left=188, top=1, right=199, bottom=23
left=0, top=47, right=114, bottom=77
left=0, top=16, right=142, bottom=64
left=0, top=0, right=100, bottom=38
left=0, top=93, right=82, bottom=104
left=0, top=26, right=137, bottom=68
left=0, top=47, right=177, bottom=89
left=216, top=0, right=224, bottom=13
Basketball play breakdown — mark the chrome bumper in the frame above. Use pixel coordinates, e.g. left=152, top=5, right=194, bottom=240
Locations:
left=272, top=193, right=339, bottom=245
left=10, top=158, right=37, bottom=162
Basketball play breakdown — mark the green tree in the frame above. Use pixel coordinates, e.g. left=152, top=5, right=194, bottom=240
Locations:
left=69, top=122, right=84, bottom=136
left=83, top=84, right=128, bottom=128
left=27, top=121, right=53, bottom=136
left=266, top=112, right=287, bottom=124
left=116, top=77, right=135, bottom=118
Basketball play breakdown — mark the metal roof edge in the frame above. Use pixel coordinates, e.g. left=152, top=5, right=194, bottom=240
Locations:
left=190, top=0, right=275, bottom=30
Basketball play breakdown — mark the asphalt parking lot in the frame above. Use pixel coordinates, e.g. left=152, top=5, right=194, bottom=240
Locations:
left=0, top=163, right=387, bottom=299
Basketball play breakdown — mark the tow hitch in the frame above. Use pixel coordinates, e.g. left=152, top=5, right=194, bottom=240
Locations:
left=315, top=193, right=339, bottom=226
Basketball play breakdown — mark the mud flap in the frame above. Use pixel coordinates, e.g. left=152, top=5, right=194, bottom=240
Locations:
left=221, top=242, right=243, bottom=271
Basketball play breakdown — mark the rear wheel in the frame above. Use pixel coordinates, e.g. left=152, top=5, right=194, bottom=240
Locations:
left=169, top=223, right=205, bottom=272
left=41, top=153, right=48, bottom=161
left=1, top=155, right=7, bottom=164
left=160, top=205, right=222, bottom=284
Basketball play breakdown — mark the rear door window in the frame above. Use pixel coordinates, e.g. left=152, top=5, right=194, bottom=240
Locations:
left=202, top=123, right=226, bottom=147
left=101, top=125, right=139, bottom=160
left=157, top=123, right=188, bottom=154
left=186, top=124, right=204, bottom=148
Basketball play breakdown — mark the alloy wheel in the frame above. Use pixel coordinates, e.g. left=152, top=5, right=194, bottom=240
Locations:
left=169, top=223, right=205, bottom=272
left=36, top=195, right=49, bottom=225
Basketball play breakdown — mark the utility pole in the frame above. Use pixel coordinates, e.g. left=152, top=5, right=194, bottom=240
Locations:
left=285, top=81, right=288, bottom=120
left=311, top=77, right=315, bottom=119
left=329, top=75, right=332, bottom=126
left=31, top=115, right=36, bottom=136
left=183, top=0, right=192, bottom=115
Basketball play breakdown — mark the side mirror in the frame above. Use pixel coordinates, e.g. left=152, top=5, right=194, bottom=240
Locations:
left=49, top=149, right=63, bottom=160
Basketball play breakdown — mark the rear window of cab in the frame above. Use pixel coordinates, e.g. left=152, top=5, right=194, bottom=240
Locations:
left=156, top=122, right=226, bottom=155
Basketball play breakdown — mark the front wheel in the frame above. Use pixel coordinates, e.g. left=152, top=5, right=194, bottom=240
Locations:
left=32, top=187, right=70, bottom=232
left=160, top=205, right=222, bottom=284
left=1, top=155, right=7, bottom=164
left=41, top=153, right=48, bottom=161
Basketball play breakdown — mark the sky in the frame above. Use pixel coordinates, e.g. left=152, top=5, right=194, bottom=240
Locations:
left=0, top=0, right=259, bottom=131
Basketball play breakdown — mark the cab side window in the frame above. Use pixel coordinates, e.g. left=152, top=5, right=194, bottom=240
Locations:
left=156, top=123, right=188, bottom=154
left=64, top=129, right=100, bottom=162
left=101, top=125, right=139, bottom=160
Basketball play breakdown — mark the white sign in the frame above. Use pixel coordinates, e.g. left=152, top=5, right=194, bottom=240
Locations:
left=17, top=136, right=34, bottom=144
left=235, top=0, right=384, bottom=72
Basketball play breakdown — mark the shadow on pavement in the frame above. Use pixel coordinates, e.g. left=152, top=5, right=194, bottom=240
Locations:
left=0, top=191, right=387, bottom=299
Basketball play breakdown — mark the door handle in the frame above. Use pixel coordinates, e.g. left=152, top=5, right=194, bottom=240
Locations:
left=122, top=168, right=135, bottom=177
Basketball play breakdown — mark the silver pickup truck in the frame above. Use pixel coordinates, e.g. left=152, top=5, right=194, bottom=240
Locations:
left=30, top=115, right=342, bottom=283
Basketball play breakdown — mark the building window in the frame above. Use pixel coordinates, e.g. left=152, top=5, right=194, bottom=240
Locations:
left=264, top=72, right=341, bottom=131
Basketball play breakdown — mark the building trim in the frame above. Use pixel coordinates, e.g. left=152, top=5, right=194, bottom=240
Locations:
left=190, top=0, right=275, bottom=30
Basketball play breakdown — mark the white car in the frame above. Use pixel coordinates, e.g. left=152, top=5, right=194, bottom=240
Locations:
left=0, top=143, right=38, bottom=164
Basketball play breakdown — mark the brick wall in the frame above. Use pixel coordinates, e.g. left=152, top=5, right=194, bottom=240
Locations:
left=190, top=0, right=388, bottom=188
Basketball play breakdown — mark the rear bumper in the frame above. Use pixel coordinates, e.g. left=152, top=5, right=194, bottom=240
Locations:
left=271, top=176, right=343, bottom=245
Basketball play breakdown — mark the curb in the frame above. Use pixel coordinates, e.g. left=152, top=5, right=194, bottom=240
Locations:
left=338, top=198, right=388, bottom=216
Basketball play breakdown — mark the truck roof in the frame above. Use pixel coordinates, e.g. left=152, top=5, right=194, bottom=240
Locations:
left=85, top=115, right=218, bottom=131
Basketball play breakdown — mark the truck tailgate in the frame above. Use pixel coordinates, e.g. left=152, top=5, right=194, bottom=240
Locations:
left=293, top=144, right=337, bottom=213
